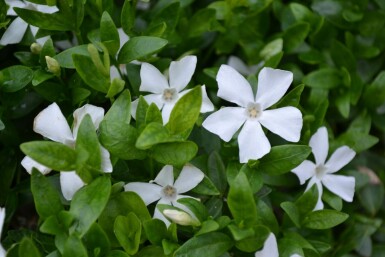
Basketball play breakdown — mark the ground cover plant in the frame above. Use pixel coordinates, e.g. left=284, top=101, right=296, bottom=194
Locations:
left=1, top=0, right=385, bottom=256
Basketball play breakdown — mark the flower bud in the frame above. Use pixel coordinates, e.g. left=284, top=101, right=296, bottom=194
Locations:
left=45, top=56, right=61, bottom=76
left=162, top=209, right=200, bottom=226
left=30, top=43, right=42, bottom=54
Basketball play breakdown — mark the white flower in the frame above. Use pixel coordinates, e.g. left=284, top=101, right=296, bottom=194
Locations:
left=202, top=65, right=303, bottom=163
left=124, top=164, right=204, bottom=227
left=0, top=207, right=6, bottom=257
left=255, top=233, right=303, bottom=257
left=228, top=56, right=263, bottom=76
left=292, top=127, right=356, bottom=210
left=0, top=0, right=58, bottom=45
left=162, top=209, right=200, bottom=226
left=21, top=103, right=113, bottom=201
left=130, top=55, right=214, bottom=124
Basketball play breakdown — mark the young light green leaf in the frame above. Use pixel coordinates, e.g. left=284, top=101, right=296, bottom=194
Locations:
left=101, top=11, right=120, bottom=56
left=121, top=0, right=135, bottom=34
left=62, top=235, right=88, bottom=257
left=14, top=8, right=72, bottom=31
left=83, top=223, right=111, bottom=257
left=281, top=201, right=301, bottom=227
left=302, top=209, right=349, bottom=229
left=54, top=45, right=89, bottom=69
left=303, top=68, right=342, bottom=89
left=136, top=122, right=181, bottom=149
left=143, top=219, right=168, bottom=245
left=151, top=141, right=198, bottom=166
left=19, top=237, right=41, bottom=257
left=114, top=213, right=141, bottom=255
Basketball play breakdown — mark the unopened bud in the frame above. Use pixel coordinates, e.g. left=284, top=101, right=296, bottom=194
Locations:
left=45, top=56, right=61, bottom=76
left=30, top=43, right=42, bottom=54
left=163, top=209, right=200, bottom=226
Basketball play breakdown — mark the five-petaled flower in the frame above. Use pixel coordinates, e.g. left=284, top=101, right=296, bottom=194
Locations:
left=202, top=65, right=303, bottom=163
left=255, top=233, right=303, bottom=257
left=292, top=127, right=356, bottom=210
left=0, top=0, right=58, bottom=45
left=0, top=207, right=6, bottom=257
left=21, top=103, right=113, bottom=201
left=124, top=164, right=204, bottom=227
left=130, top=55, right=214, bottom=124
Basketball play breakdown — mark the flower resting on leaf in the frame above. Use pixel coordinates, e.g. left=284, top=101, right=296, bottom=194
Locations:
left=0, top=207, right=6, bottom=257
left=21, top=103, right=113, bottom=201
left=255, top=233, right=303, bottom=257
left=130, top=55, right=214, bottom=124
left=124, top=164, right=204, bottom=227
left=202, top=65, right=303, bottom=163
left=291, top=127, right=356, bottom=210
left=0, top=0, right=58, bottom=45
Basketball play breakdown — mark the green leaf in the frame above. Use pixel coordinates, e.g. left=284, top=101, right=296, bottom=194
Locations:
left=207, top=151, right=227, bottom=194
left=255, top=199, right=279, bottom=234
left=32, top=69, right=54, bottom=86
left=335, top=91, right=350, bottom=118
left=14, top=8, right=72, bottom=31
left=303, top=68, right=342, bottom=89
left=276, top=84, right=305, bottom=108
left=227, top=172, right=258, bottom=226
left=363, top=71, right=385, bottom=109
left=283, top=22, right=310, bottom=52
left=191, top=175, right=220, bottom=196
left=19, top=237, right=41, bottom=257
left=39, top=38, right=56, bottom=67
left=281, top=201, right=301, bottom=227
left=188, top=8, right=218, bottom=37
left=136, top=246, right=166, bottom=257
left=296, top=184, right=318, bottom=217
left=136, top=122, right=182, bottom=149
left=135, top=96, right=150, bottom=130
left=20, top=141, right=77, bottom=171
left=195, top=220, right=220, bottom=236
left=54, top=45, right=89, bottom=69
left=83, top=223, right=111, bottom=257
left=0, top=65, right=33, bottom=92
left=70, top=176, right=111, bottom=236
left=358, top=184, right=384, bottom=216
left=121, top=0, right=135, bottom=34
left=114, top=213, right=141, bottom=255
left=335, top=131, right=378, bottom=153
left=118, top=36, right=168, bottom=64
left=177, top=198, right=208, bottom=222
left=174, top=232, right=233, bottom=257
left=145, top=103, right=163, bottom=125
left=256, top=145, right=312, bottom=175
left=31, top=169, right=63, bottom=219
left=233, top=225, right=270, bottom=252
left=330, top=39, right=356, bottom=71
left=101, top=11, right=120, bottom=56
left=62, top=235, right=88, bottom=257
left=147, top=2, right=180, bottom=38
left=302, top=209, right=349, bottom=229
left=143, top=219, right=168, bottom=245
left=151, top=141, right=198, bottom=166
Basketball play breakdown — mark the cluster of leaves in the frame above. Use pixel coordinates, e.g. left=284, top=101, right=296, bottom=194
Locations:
left=0, top=0, right=385, bottom=257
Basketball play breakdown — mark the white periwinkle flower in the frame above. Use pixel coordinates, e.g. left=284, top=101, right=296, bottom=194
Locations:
left=292, top=127, right=356, bottom=210
left=131, top=55, right=214, bottom=124
left=21, top=103, right=113, bottom=201
left=255, top=233, right=303, bottom=257
left=0, top=207, right=6, bottom=257
left=228, top=55, right=262, bottom=76
left=202, top=65, right=303, bottom=163
left=124, top=164, right=204, bottom=226
left=0, top=0, right=58, bottom=45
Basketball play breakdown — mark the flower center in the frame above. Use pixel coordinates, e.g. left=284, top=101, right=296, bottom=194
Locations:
left=315, top=165, right=327, bottom=179
left=162, top=88, right=177, bottom=102
left=162, top=185, right=177, bottom=200
left=246, top=103, right=262, bottom=119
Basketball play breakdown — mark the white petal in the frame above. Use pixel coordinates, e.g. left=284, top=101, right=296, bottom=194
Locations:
left=309, top=127, right=329, bottom=166
left=124, top=182, right=162, bottom=205
left=130, top=99, right=139, bottom=119
left=227, top=56, right=253, bottom=76
left=174, top=165, right=204, bottom=194
left=172, top=195, right=200, bottom=220
left=100, top=146, right=113, bottom=173
left=154, top=199, right=172, bottom=227
left=140, top=63, right=169, bottom=93
left=0, top=246, right=5, bottom=257
left=0, top=207, right=6, bottom=236
left=169, top=55, right=197, bottom=92
left=117, top=28, right=129, bottom=51
left=255, top=67, right=293, bottom=109
left=255, top=233, right=279, bottom=257
left=143, top=93, right=164, bottom=109
left=202, top=107, right=246, bottom=142
left=29, top=25, right=39, bottom=37
left=291, top=254, right=303, bottom=257
left=35, top=4, right=59, bottom=13
left=291, top=160, right=316, bottom=185
left=21, top=156, right=52, bottom=175
left=72, top=104, right=105, bottom=138
left=33, top=103, right=74, bottom=144
left=110, top=65, right=121, bottom=80
left=154, top=165, right=174, bottom=187
left=217, top=64, right=254, bottom=107
left=5, top=0, right=26, bottom=15
left=200, top=85, right=214, bottom=113
left=60, top=171, right=85, bottom=201
left=161, top=103, right=174, bottom=124
left=0, top=17, right=28, bottom=45
left=306, top=177, right=324, bottom=210
left=36, top=35, right=50, bottom=46
left=238, top=120, right=271, bottom=163
left=322, top=174, right=355, bottom=202
left=259, top=107, right=302, bottom=142
left=325, top=146, right=356, bottom=174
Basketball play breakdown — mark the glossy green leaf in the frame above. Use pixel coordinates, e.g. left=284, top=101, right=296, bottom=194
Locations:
left=14, top=8, right=72, bottom=31
left=121, top=0, right=135, bottom=34
left=100, top=11, right=120, bottom=56
left=114, top=213, right=141, bottom=255
left=0, top=65, right=33, bottom=92
left=136, top=122, right=181, bottom=149
left=303, top=68, right=342, bottom=89
left=207, top=151, right=227, bottom=194
left=143, top=219, right=167, bottom=245
left=83, top=223, right=111, bottom=257
left=283, top=22, right=310, bottom=52
left=303, top=210, right=349, bottom=229
left=151, top=141, right=198, bottom=166
left=19, top=237, right=41, bottom=257
left=62, top=235, right=88, bottom=257
left=54, top=45, right=89, bottom=69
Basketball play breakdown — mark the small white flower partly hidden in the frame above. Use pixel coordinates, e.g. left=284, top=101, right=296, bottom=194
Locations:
left=162, top=209, right=200, bottom=226
left=0, top=0, right=58, bottom=45
left=202, top=65, right=303, bottom=163
left=255, top=233, right=303, bottom=257
left=292, top=127, right=356, bottom=210
left=0, top=207, right=6, bottom=257
left=21, top=103, right=113, bottom=201
left=227, top=55, right=262, bottom=76
left=130, top=55, right=214, bottom=124
left=124, top=164, right=204, bottom=227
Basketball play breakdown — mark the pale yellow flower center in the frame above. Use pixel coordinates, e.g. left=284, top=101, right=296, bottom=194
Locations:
left=316, top=165, right=327, bottom=179
left=162, top=88, right=177, bottom=102
left=162, top=185, right=177, bottom=200
left=246, top=103, right=262, bottom=119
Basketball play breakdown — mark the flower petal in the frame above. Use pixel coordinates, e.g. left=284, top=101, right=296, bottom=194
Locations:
left=306, top=177, right=324, bottom=210
left=140, top=63, right=169, bottom=93
left=217, top=64, right=254, bottom=107
left=110, top=65, right=121, bottom=80
left=72, top=104, right=105, bottom=138
left=33, top=103, right=74, bottom=144
left=291, top=160, right=316, bottom=185
left=5, top=0, right=26, bottom=15
left=154, top=165, right=174, bottom=187
left=21, top=156, right=52, bottom=175
left=255, top=233, right=279, bottom=257
left=202, top=107, right=246, bottom=142
left=0, top=17, right=28, bottom=45
left=255, top=67, right=293, bottom=109
left=238, top=120, right=271, bottom=163
left=172, top=195, right=200, bottom=220
left=130, top=98, right=139, bottom=119
left=36, top=35, right=50, bottom=46
left=309, top=127, right=329, bottom=166
left=143, top=93, right=164, bottom=109
left=0, top=206, right=6, bottom=235
left=100, top=146, right=113, bottom=173
left=161, top=103, right=175, bottom=124
left=154, top=199, right=172, bottom=227
left=60, top=171, right=85, bottom=201
left=227, top=55, right=253, bottom=76
left=259, top=106, right=302, bottom=142
left=174, top=165, right=205, bottom=193
left=35, top=3, right=59, bottom=13
left=200, top=85, right=214, bottom=113
left=117, top=28, right=129, bottom=51
left=169, top=55, right=197, bottom=92
left=124, top=182, right=162, bottom=205
left=325, top=146, right=356, bottom=173
left=322, top=174, right=355, bottom=202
